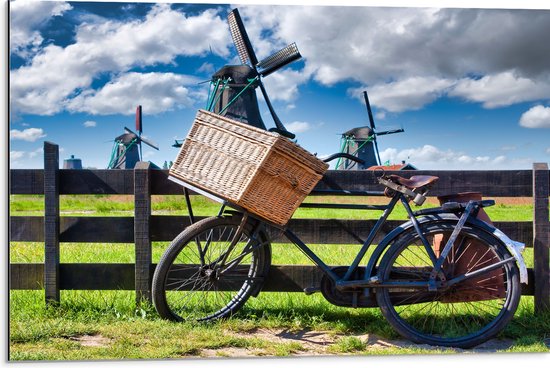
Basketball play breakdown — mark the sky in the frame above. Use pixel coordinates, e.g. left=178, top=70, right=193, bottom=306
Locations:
left=7, top=0, right=550, bottom=170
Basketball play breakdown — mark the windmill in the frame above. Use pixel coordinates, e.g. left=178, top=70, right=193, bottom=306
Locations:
left=173, top=8, right=301, bottom=148
left=208, top=9, right=302, bottom=137
left=335, top=91, right=405, bottom=170
left=107, top=105, right=159, bottom=169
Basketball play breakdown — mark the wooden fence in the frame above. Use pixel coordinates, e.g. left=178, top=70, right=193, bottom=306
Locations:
left=9, top=142, right=550, bottom=313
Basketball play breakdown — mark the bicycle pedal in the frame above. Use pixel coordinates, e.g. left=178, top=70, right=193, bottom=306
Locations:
left=303, top=287, right=320, bottom=295
left=368, top=276, right=380, bottom=284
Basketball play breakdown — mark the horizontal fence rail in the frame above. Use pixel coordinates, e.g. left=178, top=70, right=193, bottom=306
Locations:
left=10, top=167, right=538, bottom=196
left=9, top=216, right=535, bottom=245
left=8, top=142, right=550, bottom=312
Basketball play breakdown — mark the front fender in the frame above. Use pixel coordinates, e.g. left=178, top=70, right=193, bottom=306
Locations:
left=364, top=214, right=528, bottom=284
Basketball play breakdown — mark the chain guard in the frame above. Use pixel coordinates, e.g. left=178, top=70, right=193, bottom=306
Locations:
left=320, top=266, right=378, bottom=308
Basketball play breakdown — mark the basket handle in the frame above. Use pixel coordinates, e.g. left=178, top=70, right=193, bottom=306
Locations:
left=273, top=169, right=298, bottom=189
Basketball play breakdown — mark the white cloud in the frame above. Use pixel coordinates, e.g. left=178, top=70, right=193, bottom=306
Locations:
left=83, top=120, right=97, bottom=128
left=351, top=77, right=455, bottom=113
left=519, top=105, right=550, bottom=128
left=10, top=148, right=47, bottom=168
left=262, top=68, right=309, bottom=102
left=197, top=62, right=215, bottom=75
left=238, top=6, right=550, bottom=111
left=143, top=151, right=156, bottom=159
left=10, top=151, right=25, bottom=160
left=348, top=70, right=550, bottom=113
left=546, top=147, right=550, bottom=154
left=28, top=148, right=43, bottom=158
left=375, top=111, right=386, bottom=120
left=10, top=127, right=46, bottom=142
left=285, top=121, right=311, bottom=133
left=66, top=72, right=198, bottom=115
left=10, top=151, right=27, bottom=169
left=379, top=144, right=525, bottom=169
left=10, top=4, right=230, bottom=115
left=10, top=5, right=550, bottom=117
left=500, top=145, right=517, bottom=152
left=450, top=71, right=550, bottom=108
left=9, top=0, right=72, bottom=56
left=243, top=6, right=550, bottom=80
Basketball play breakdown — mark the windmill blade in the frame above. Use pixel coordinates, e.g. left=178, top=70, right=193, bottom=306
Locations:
left=227, top=8, right=295, bottom=139
left=363, top=90, right=385, bottom=165
left=227, top=9, right=258, bottom=66
left=363, top=90, right=376, bottom=131
left=135, top=105, right=142, bottom=135
left=123, top=127, right=159, bottom=150
left=375, top=128, right=405, bottom=136
left=372, top=135, right=381, bottom=166
left=138, top=136, right=159, bottom=150
left=257, top=43, right=301, bottom=77
left=257, top=82, right=295, bottom=139
left=124, top=126, right=138, bottom=136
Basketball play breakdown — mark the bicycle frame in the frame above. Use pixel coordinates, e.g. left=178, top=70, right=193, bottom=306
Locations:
left=275, top=196, right=527, bottom=297
left=282, top=192, right=444, bottom=291
left=171, top=175, right=527, bottom=294
left=283, top=194, right=400, bottom=285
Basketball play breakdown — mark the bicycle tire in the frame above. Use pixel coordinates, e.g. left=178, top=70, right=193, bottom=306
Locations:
left=152, top=215, right=271, bottom=322
left=376, top=220, right=520, bottom=348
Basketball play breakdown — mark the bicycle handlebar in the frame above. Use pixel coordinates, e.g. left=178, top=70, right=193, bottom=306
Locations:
left=321, top=152, right=365, bottom=164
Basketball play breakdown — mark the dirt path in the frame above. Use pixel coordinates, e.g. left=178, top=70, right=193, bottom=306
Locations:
left=198, top=328, right=520, bottom=358
left=67, top=329, right=549, bottom=358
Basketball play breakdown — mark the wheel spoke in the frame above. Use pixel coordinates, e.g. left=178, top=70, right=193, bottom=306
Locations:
left=377, top=223, right=520, bottom=348
left=153, top=217, right=269, bottom=322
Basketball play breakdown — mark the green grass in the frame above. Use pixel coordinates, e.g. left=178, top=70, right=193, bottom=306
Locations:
left=10, top=194, right=541, bottom=221
left=9, top=289, right=549, bottom=360
left=328, top=336, right=367, bottom=353
left=8, top=194, right=550, bottom=360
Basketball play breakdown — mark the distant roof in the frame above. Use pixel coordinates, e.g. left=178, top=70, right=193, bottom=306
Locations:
left=366, top=163, right=418, bottom=171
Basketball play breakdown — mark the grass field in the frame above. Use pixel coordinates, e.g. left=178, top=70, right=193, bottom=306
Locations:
left=8, top=194, right=550, bottom=360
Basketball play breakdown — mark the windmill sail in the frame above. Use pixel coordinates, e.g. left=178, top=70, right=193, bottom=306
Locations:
left=336, top=90, right=405, bottom=170
left=108, top=106, right=158, bottom=169
left=207, top=8, right=301, bottom=139
left=136, top=105, right=142, bottom=134
left=227, top=8, right=258, bottom=66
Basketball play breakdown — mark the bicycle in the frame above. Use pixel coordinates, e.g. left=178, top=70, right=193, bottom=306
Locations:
left=151, top=153, right=528, bottom=349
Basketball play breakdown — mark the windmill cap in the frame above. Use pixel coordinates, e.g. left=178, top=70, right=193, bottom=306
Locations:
left=212, top=65, right=259, bottom=85
left=343, top=126, right=373, bottom=139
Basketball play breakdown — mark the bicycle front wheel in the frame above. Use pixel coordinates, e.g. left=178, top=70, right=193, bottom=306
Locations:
left=376, top=221, right=520, bottom=348
left=152, top=215, right=271, bottom=322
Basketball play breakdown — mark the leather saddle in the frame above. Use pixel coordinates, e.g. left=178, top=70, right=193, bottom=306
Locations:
left=387, top=174, right=439, bottom=190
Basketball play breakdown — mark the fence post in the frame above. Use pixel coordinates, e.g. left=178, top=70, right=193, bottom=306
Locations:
left=134, top=161, right=152, bottom=304
left=533, top=162, right=550, bottom=313
left=44, top=142, right=60, bottom=304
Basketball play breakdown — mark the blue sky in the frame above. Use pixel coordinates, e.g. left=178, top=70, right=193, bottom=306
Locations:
left=8, top=0, right=550, bottom=170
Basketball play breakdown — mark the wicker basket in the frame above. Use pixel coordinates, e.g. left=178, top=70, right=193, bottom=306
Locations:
left=169, top=109, right=329, bottom=226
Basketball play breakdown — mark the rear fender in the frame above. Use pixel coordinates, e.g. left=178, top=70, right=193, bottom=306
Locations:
left=364, top=214, right=528, bottom=284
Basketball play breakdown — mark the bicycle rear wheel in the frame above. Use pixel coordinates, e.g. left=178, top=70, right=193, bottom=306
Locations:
left=376, top=221, right=520, bottom=348
left=152, top=215, right=271, bottom=322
